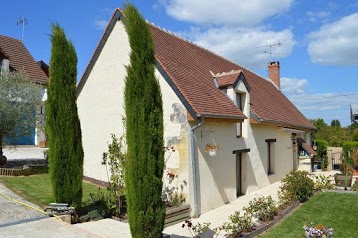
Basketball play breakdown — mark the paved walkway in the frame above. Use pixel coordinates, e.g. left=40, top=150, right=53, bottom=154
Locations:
left=0, top=182, right=98, bottom=238
left=76, top=181, right=282, bottom=238
left=77, top=170, right=341, bottom=238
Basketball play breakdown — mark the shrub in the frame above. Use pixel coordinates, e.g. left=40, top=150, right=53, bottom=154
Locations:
left=79, top=189, right=112, bottom=222
left=220, top=207, right=253, bottom=237
left=351, top=182, right=358, bottom=191
left=314, top=175, right=335, bottom=190
left=279, top=171, right=314, bottom=204
left=342, top=141, right=358, bottom=157
left=321, top=156, right=329, bottom=170
left=248, top=196, right=277, bottom=222
left=102, top=134, right=126, bottom=217
left=182, top=220, right=213, bottom=238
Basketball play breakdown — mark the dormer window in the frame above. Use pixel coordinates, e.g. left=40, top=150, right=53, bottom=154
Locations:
left=221, top=86, right=227, bottom=94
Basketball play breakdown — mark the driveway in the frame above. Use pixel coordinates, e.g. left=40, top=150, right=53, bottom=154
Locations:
left=0, top=173, right=98, bottom=237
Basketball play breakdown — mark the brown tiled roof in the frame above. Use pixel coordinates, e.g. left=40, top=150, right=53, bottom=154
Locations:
left=78, top=8, right=315, bottom=130
left=297, top=138, right=317, bottom=156
left=0, top=35, right=48, bottom=84
left=215, top=72, right=241, bottom=88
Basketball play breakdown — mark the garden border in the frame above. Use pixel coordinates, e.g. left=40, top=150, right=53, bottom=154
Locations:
left=0, top=166, right=32, bottom=176
left=241, top=201, right=300, bottom=238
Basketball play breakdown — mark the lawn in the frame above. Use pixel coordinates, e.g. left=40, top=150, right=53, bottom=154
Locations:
left=262, top=192, right=358, bottom=238
left=0, top=173, right=108, bottom=208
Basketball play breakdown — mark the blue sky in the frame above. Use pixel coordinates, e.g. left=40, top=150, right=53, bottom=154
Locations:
left=1, top=0, right=357, bottom=126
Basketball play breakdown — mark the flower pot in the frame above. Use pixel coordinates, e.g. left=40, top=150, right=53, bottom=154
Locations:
left=208, top=149, right=217, bottom=157
left=334, top=174, right=352, bottom=187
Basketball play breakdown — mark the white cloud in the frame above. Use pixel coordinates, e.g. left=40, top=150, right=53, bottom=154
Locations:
left=281, top=77, right=308, bottom=94
left=308, top=13, right=358, bottom=65
left=306, top=11, right=330, bottom=22
left=160, top=0, right=293, bottom=26
left=94, top=19, right=108, bottom=30
left=286, top=91, right=358, bottom=126
left=180, top=27, right=295, bottom=69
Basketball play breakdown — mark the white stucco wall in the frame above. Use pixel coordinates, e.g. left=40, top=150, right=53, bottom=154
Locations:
left=191, top=122, right=241, bottom=214
left=77, top=19, right=190, bottom=199
left=77, top=20, right=129, bottom=182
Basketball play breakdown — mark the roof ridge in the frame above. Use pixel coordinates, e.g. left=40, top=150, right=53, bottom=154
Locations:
left=0, top=34, right=22, bottom=43
left=146, top=22, right=269, bottom=83
left=213, top=69, right=242, bottom=78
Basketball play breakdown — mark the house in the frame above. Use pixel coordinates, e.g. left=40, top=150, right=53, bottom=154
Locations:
left=0, top=35, right=48, bottom=146
left=76, top=8, right=316, bottom=216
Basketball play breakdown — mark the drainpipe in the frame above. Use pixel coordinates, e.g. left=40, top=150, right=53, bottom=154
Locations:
left=190, top=115, right=204, bottom=218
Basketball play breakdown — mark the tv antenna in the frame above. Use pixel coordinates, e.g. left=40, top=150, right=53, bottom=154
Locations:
left=17, top=17, right=28, bottom=43
left=259, top=41, right=282, bottom=62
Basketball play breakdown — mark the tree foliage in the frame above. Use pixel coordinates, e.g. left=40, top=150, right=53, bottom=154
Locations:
left=331, top=119, right=341, bottom=127
left=123, top=3, right=165, bottom=237
left=0, top=71, right=42, bottom=161
left=311, top=118, right=353, bottom=147
left=46, top=23, right=84, bottom=206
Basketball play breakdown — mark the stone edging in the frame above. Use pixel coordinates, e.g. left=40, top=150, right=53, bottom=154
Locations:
left=322, top=189, right=358, bottom=194
left=241, top=201, right=300, bottom=238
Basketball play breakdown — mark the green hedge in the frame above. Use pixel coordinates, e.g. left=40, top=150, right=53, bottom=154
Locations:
left=342, top=141, right=358, bottom=157
left=314, top=139, right=328, bottom=158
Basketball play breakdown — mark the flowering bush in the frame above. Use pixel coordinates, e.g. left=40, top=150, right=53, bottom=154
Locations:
left=248, top=196, right=277, bottom=222
left=303, top=222, right=334, bottom=237
left=279, top=171, right=314, bottom=204
left=182, top=220, right=218, bottom=238
left=314, top=175, right=335, bottom=190
left=220, top=206, right=253, bottom=237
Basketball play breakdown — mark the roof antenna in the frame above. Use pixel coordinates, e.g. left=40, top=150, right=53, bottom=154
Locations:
left=259, top=41, right=282, bottom=62
left=17, top=17, right=28, bottom=43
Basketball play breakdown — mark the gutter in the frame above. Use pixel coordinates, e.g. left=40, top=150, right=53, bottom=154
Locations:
left=190, top=115, right=205, bottom=218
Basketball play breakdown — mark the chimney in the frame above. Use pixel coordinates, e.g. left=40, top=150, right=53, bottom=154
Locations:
left=268, top=61, right=280, bottom=89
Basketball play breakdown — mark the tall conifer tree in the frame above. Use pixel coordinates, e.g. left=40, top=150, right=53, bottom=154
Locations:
left=124, top=4, right=165, bottom=237
left=46, top=24, right=84, bottom=206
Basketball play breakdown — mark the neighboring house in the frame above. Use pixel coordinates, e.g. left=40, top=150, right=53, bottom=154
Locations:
left=0, top=35, right=48, bottom=146
left=76, top=9, right=316, bottom=216
left=351, top=104, right=358, bottom=123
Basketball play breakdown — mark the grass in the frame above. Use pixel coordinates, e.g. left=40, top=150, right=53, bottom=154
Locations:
left=0, top=172, right=108, bottom=208
left=262, top=192, right=358, bottom=238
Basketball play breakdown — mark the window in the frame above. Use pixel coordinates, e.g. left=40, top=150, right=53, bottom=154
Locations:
left=265, top=139, right=276, bottom=175
left=236, top=92, right=245, bottom=138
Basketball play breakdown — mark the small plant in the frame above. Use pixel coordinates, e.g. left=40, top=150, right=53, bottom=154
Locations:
left=303, top=222, right=334, bottom=237
left=205, top=144, right=219, bottom=152
left=321, top=156, right=329, bottom=171
left=248, top=196, right=277, bottom=222
left=102, top=134, right=126, bottom=217
left=182, top=220, right=218, bottom=238
left=79, top=189, right=113, bottom=222
left=314, top=175, right=335, bottom=190
left=167, top=192, right=185, bottom=207
left=351, top=182, right=358, bottom=191
left=341, top=157, right=353, bottom=175
left=278, top=171, right=314, bottom=203
left=220, top=206, right=253, bottom=237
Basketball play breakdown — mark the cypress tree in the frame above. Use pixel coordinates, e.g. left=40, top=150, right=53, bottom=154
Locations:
left=124, top=4, right=165, bottom=237
left=46, top=24, right=84, bottom=207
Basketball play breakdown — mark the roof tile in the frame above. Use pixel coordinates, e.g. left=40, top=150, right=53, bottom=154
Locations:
left=0, top=35, right=48, bottom=84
